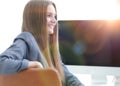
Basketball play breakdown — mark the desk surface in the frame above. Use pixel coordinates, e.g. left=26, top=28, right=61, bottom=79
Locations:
left=66, top=65, right=120, bottom=86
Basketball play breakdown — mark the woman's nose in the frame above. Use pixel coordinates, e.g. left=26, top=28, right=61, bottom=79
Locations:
left=51, top=17, right=57, bottom=24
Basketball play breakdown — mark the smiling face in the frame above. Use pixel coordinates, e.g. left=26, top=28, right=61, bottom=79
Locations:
left=47, top=4, right=57, bottom=35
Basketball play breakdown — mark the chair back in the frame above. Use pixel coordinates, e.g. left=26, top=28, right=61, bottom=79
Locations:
left=0, top=68, right=62, bottom=86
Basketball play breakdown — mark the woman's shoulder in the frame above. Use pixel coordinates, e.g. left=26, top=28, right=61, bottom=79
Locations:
left=14, top=32, right=35, bottom=43
left=14, top=32, right=41, bottom=59
left=14, top=32, right=39, bottom=51
left=15, top=32, right=33, bottom=39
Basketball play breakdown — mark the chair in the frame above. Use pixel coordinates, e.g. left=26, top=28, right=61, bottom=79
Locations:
left=0, top=68, right=62, bottom=86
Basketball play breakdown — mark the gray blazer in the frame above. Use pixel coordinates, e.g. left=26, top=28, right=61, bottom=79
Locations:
left=0, top=32, right=84, bottom=86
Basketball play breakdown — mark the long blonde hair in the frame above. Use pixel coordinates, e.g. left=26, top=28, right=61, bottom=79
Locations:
left=22, top=0, right=65, bottom=84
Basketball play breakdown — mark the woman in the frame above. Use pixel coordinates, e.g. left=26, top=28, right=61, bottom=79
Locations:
left=0, top=0, right=84, bottom=86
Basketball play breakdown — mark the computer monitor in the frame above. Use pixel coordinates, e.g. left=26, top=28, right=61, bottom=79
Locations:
left=58, top=20, right=120, bottom=85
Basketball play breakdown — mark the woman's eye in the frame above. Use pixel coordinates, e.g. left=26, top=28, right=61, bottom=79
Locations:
left=47, top=13, right=57, bottom=20
left=47, top=14, right=52, bottom=17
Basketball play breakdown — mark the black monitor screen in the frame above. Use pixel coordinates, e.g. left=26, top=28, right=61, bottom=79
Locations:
left=59, top=20, right=120, bottom=67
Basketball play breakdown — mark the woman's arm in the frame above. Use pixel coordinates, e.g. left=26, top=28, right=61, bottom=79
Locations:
left=0, top=39, right=29, bottom=75
left=0, top=38, right=42, bottom=75
left=0, top=32, right=45, bottom=75
left=28, top=61, right=43, bottom=68
left=62, top=63, right=84, bottom=86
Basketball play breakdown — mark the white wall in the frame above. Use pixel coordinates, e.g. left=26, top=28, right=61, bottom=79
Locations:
left=0, top=0, right=29, bottom=53
left=52, top=0, right=120, bottom=20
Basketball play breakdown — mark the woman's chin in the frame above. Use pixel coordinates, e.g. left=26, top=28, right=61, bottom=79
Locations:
left=49, top=31, right=54, bottom=35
